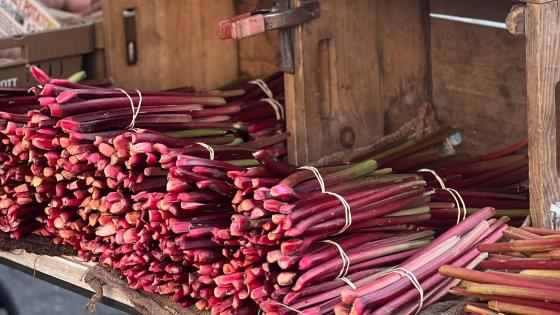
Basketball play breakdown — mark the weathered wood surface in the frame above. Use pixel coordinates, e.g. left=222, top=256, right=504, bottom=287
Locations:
left=523, top=1, right=560, bottom=229
left=0, top=249, right=132, bottom=306
left=286, top=0, right=384, bottom=165
left=378, top=0, right=430, bottom=134
left=102, top=0, right=238, bottom=91
left=431, top=19, right=527, bottom=157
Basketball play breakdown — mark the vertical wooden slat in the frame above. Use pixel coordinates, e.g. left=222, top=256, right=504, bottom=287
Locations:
left=378, top=0, right=430, bottom=133
left=286, top=0, right=383, bottom=165
left=523, top=0, right=560, bottom=228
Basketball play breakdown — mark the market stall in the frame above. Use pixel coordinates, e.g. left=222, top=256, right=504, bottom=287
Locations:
left=0, top=0, right=556, bottom=314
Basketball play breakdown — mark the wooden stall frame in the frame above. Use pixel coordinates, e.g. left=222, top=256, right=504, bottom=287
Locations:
left=0, top=250, right=136, bottom=313
left=506, top=0, right=560, bottom=229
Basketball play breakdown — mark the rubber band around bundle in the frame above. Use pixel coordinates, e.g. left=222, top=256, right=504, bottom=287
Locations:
left=116, top=88, right=143, bottom=130
left=261, top=98, right=285, bottom=120
left=249, top=79, right=274, bottom=99
left=321, top=239, right=352, bottom=279
left=391, top=267, right=424, bottom=315
left=196, top=142, right=215, bottom=160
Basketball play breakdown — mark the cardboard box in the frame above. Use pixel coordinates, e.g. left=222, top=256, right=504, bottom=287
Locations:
left=0, top=0, right=60, bottom=36
left=0, top=23, right=95, bottom=87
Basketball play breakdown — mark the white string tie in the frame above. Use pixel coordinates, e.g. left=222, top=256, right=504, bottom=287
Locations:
left=299, top=166, right=352, bottom=235
left=250, top=79, right=274, bottom=99
left=116, top=88, right=143, bottom=130
left=298, top=166, right=326, bottom=192
left=340, top=277, right=357, bottom=290
left=321, top=239, right=351, bottom=279
left=447, top=187, right=467, bottom=221
left=196, top=142, right=215, bottom=160
left=261, top=98, right=285, bottom=120
left=418, top=169, right=467, bottom=223
left=391, top=267, right=424, bottom=315
left=270, top=301, right=304, bottom=314
left=418, top=169, right=446, bottom=189
left=325, top=191, right=352, bottom=235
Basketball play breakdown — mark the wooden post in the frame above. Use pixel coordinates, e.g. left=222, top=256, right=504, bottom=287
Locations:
left=285, top=0, right=384, bottom=165
left=511, top=1, right=560, bottom=228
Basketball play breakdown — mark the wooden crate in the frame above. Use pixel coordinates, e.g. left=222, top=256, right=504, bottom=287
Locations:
left=98, top=0, right=556, bottom=228
left=101, top=0, right=240, bottom=91
left=281, top=0, right=560, bottom=229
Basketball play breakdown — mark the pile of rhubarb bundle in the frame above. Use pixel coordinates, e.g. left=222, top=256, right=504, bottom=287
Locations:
left=0, top=67, right=289, bottom=313
left=346, top=126, right=529, bottom=229
left=211, top=149, right=445, bottom=314
left=441, top=226, right=560, bottom=315
left=0, top=66, right=536, bottom=315
left=422, top=139, right=529, bottom=229
left=0, top=88, right=44, bottom=238
left=334, top=207, right=506, bottom=315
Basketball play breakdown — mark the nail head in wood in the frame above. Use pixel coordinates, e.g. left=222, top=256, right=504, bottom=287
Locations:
left=339, top=126, right=356, bottom=149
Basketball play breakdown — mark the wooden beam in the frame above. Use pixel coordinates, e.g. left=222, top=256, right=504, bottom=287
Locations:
left=0, top=250, right=132, bottom=306
left=523, top=0, right=560, bottom=228
left=286, top=0, right=383, bottom=165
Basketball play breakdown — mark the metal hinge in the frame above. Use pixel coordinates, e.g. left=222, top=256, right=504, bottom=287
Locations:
left=219, top=1, right=320, bottom=73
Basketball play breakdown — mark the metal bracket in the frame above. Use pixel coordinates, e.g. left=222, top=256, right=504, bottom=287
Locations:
left=218, top=1, right=320, bottom=73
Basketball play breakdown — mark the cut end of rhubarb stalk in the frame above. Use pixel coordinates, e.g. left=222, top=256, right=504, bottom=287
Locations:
left=30, top=66, right=51, bottom=85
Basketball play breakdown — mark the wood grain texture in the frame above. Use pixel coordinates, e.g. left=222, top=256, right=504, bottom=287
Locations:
left=378, top=0, right=430, bottom=134
left=235, top=0, right=280, bottom=78
left=286, top=0, right=383, bottom=165
left=0, top=250, right=132, bottom=306
left=524, top=1, right=560, bottom=228
left=102, top=0, right=239, bottom=91
left=431, top=19, right=527, bottom=157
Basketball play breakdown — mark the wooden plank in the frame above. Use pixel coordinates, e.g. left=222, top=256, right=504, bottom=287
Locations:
left=430, top=0, right=513, bottom=22
left=524, top=1, right=560, bottom=229
left=235, top=0, right=280, bottom=78
left=286, top=0, right=383, bottom=165
left=102, top=0, right=239, bottom=91
left=431, top=19, right=527, bottom=157
left=378, top=0, right=430, bottom=134
left=0, top=250, right=132, bottom=306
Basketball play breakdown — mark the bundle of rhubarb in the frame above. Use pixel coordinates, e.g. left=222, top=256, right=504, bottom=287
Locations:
left=346, top=126, right=529, bottom=229
left=20, top=65, right=286, bottom=248
left=422, top=139, right=529, bottom=229
left=13, top=66, right=287, bottom=312
left=440, top=225, right=560, bottom=315
left=0, top=87, right=45, bottom=238
left=210, top=150, right=443, bottom=314
left=331, top=207, right=507, bottom=315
